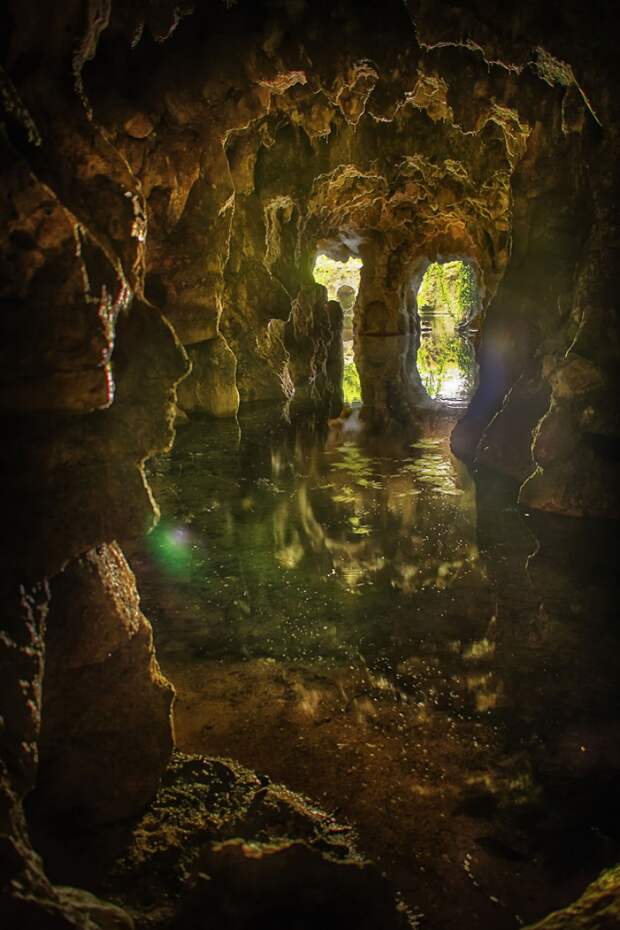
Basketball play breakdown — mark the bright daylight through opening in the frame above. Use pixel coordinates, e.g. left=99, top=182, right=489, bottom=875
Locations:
left=415, top=260, right=479, bottom=410
left=313, top=254, right=363, bottom=405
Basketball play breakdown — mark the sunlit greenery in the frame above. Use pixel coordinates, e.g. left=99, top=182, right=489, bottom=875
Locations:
left=417, top=260, right=476, bottom=322
left=343, top=360, right=362, bottom=404
left=417, top=334, right=475, bottom=400
left=416, top=260, right=477, bottom=402
left=313, top=253, right=362, bottom=300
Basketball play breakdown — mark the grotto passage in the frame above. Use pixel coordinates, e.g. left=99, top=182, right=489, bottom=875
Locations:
left=2, top=1, right=620, bottom=930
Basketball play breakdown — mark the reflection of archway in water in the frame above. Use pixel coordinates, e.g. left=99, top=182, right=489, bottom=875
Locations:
left=415, top=260, right=479, bottom=411
left=312, top=253, right=363, bottom=405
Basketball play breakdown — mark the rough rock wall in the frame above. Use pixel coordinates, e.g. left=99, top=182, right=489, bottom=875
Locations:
left=17, top=0, right=614, bottom=508
left=33, top=543, right=174, bottom=827
left=1, top=3, right=188, bottom=926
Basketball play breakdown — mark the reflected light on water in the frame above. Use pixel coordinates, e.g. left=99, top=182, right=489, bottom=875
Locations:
left=416, top=260, right=478, bottom=409
left=127, top=403, right=620, bottom=930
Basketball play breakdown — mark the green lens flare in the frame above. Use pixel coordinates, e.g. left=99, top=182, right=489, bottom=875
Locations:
left=147, top=523, right=194, bottom=577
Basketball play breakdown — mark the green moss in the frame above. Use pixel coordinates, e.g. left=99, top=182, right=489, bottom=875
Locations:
left=417, top=260, right=476, bottom=322
left=343, top=360, right=362, bottom=404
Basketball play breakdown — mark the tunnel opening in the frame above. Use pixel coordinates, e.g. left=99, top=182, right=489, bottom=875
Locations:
left=415, top=260, right=479, bottom=411
left=312, top=253, right=363, bottom=405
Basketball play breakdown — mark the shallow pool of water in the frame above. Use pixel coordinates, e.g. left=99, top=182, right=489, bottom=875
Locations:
left=127, top=404, right=620, bottom=930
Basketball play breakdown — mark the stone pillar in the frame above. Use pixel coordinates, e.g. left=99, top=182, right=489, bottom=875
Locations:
left=354, top=240, right=429, bottom=423
left=285, top=284, right=344, bottom=416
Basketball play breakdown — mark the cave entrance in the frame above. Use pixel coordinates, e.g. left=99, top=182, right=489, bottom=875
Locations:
left=415, top=260, right=478, bottom=410
left=313, top=254, right=363, bottom=405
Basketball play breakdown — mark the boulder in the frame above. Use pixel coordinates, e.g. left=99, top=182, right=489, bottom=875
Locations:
left=176, top=336, right=240, bottom=418
left=34, top=543, right=174, bottom=825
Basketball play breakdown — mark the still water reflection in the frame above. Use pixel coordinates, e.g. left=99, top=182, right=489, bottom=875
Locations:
left=417, top=304, right=477, bottom=409
left=128, top=406, right=620, bottom=930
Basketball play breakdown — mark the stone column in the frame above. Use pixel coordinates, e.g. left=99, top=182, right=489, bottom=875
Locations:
left=354, top=240, right=429, bottom=424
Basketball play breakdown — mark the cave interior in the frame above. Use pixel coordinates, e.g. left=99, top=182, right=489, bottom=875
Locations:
left=2, top=1, right=620, bottom=929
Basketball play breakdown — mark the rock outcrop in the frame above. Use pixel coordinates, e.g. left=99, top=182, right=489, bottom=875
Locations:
left=177, top=336, right=240, bottom=418
left=47, top=752, right=413, bottom=930
left=1, top=5, right=187, bottom=927
left=33, top=543, right=174, bottom=827
left=525, top=865, right=620, bottom=930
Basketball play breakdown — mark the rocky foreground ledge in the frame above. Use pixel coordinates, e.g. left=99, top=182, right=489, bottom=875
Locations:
left=36, top=752, right=414, bottom=930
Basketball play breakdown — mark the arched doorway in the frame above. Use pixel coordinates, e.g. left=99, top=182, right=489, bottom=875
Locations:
left=312, top=253, right=363, bottom=405
left=415, top=260, right=479, bottom=410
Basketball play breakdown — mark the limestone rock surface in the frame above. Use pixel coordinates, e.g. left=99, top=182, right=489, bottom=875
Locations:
left=58, top=752, right=414, bottom=930
left=176, top=336, right=240, bottom=418
left=34, top=543, right=174, bottom=826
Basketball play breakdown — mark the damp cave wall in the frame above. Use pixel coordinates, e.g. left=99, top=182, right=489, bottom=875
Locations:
left=1, top=1, right=619, bottom=928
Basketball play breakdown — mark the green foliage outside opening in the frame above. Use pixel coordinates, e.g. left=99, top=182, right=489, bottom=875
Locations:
left=416, top=261, right=478, bottom=402
left=343, top=360, right=362, bottom=404
left=416, top=260, right=477, bottom=322
left=417, top=336, right=475, bottom=400
left=313, top=253, right=363, bottom=406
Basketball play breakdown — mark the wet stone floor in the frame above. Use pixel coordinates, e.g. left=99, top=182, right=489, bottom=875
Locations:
left=127, top=403, right=620, bottom=930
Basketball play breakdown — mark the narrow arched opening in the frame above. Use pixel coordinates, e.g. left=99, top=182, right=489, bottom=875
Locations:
left=415, top=259, right=480, bottom=411
left=312, top=252, right=363, bottom=406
